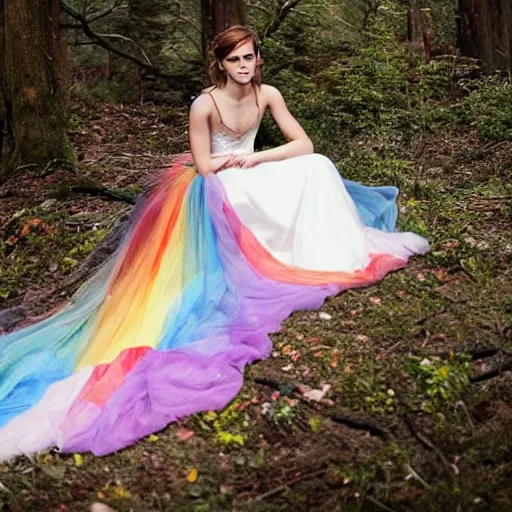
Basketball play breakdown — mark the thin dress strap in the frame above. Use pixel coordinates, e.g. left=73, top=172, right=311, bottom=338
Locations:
left=207, top=88, right=225, bottom=125
left=206, top=85, right=260, bottom=138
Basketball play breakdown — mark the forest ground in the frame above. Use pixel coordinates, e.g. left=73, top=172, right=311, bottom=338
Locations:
left=0, top=96, right=511, bottom=512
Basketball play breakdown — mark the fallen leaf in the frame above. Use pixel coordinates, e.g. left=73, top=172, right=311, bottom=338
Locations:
left=330, top=349, right=340, bottom=368
left=187, top=468, right=198, bottom=483
left=291, top=350, right=301, bottom=361
left=308, top=416, right=323, bottom=432
left=203, top=411, right=218, bottom=422
left=73, top=453, right=84, bottom=467
left=147, top=434, right=159, bottom=442
left=319, top=312, right=332, bottom=320
left=111, top=485, right=131, bottom=499
left=303, top=384, right=331, bottom=402
left=369, top=297, right=382, bottom=305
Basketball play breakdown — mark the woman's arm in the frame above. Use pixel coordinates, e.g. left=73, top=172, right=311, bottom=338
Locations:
left=188, top=95, right=236, bottom=176
left=241, top=85, right=314, bottom=168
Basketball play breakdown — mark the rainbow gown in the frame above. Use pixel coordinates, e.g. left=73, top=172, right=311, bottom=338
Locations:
left=0, top=150, right=429, bottom=460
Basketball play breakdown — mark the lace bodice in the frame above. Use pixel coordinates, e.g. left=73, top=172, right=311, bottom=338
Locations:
left=211, top=125, right=259, bottom=155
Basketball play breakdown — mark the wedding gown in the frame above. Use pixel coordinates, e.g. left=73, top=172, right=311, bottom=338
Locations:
left=0, top=120, right=428, bottom=460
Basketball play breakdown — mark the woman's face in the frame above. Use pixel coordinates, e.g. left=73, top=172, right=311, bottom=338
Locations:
left=220, top=40, right=257, bottom=85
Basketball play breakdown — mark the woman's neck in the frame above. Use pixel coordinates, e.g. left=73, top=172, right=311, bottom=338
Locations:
left=223, top=78, right=254, bottom=102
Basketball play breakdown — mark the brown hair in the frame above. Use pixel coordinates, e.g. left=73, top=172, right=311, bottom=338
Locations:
left=208, top=25, right=262, bottom=87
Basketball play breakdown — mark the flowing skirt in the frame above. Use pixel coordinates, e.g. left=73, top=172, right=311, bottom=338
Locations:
left=0, top=153, right=428, bottom=460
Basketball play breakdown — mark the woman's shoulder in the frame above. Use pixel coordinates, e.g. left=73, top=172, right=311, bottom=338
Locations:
left=189, top=92, right=215, bottom=121
left=259, top=84, right=285, bottom=105
left=201, top=85, right=217, bottom=94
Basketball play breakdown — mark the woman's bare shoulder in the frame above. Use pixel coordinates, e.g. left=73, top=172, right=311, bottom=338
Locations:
left=190, top=91, right=214, bottom=117
left=260, top=84, right=285, bottom=105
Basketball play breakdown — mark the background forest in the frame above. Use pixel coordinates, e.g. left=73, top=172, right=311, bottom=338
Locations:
left=0, top=1, right=512, bottom=511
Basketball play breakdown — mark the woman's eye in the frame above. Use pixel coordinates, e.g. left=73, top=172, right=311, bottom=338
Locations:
left=227, top=58, right=238, bottom=62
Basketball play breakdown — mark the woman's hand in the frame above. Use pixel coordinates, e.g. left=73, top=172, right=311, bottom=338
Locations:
left=231, top=152, right=260, bottom=169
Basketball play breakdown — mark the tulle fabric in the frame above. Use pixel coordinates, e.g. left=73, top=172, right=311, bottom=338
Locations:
left=0, top=154, right=428, bottom=460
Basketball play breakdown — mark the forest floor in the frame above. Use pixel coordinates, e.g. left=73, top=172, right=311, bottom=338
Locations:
left=0, top=97, right=511, bottom=512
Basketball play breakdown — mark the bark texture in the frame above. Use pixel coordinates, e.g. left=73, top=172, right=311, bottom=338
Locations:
left=201, top=0, right=246, bottom=58
left=0, top=0, right=74, bottom=180
left=458, top=0, right=512, bottom=71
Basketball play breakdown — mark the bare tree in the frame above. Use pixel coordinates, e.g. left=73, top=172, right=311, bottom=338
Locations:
left=0, top=0, right=74, bottom=181
left=458, top=0, right=512, bottom=71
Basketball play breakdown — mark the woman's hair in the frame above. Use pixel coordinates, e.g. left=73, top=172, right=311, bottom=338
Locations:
left=208, top=25, right=262, bottom=87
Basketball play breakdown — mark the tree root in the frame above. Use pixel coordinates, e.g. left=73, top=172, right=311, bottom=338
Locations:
left=432, top=343, right=503, bottom=361
left=71, top=184, right=136, bottom=204
left=470, top=357, right=512, bottom=383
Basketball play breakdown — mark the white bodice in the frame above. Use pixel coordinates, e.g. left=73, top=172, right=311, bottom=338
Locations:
left=211, top=126, right=258, bottom=155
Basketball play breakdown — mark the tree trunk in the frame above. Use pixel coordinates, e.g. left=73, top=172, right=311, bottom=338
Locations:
left=201, top=0, right=246, bottom=59
left=408, top=2, right=424, bottom=45
left=458, top=0, right=512, bottom=71
left=406, top=1, right=433, bottom=62
left=0, top=0, right=74, bottom=180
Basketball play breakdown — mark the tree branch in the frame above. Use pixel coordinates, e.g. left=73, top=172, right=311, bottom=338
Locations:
left=87, top=0, right=125, bottom=24
left=60, top=0, right=177, bottom=80
left=263, top=0, right=304, bottom=39
left=170, top=1, right=201, bottom=34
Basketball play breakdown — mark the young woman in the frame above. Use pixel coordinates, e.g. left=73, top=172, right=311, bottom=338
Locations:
left=0, top=26, right=427, bottom=461
left=189, top=26, right=428, bottom=272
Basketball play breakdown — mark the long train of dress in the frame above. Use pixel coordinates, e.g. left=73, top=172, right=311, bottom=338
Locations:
left=0, top=143, right=428, bottom=460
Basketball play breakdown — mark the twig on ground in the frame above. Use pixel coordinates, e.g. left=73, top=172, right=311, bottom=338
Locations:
left=238, top=469, right=327, bottom=505
left=364, top=495, right=397, bottom=512
left=376, top=341, right=403, bottom=360
left=403, top=415, right=458, bottom=475
left=414, top=307, right=448, bottom=325
left=405, top=464, right=433, bottom=490
left=470, top=357, right=512, bottom=383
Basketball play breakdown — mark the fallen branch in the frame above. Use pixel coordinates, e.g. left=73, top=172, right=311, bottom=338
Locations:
left=71, top=184, right=137, bottom=205
left=470, top=357, right=512, bottom=383
left=431, top=343, right=502, bottom=361
left=329, top=413, right=389, bottom=438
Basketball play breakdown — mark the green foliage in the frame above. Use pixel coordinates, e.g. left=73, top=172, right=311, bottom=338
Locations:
left=407, top=355, right=471, bottom=413
left=201, top=398, right=249, bottom=448
left=454, top=80, right=512, bottom=141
